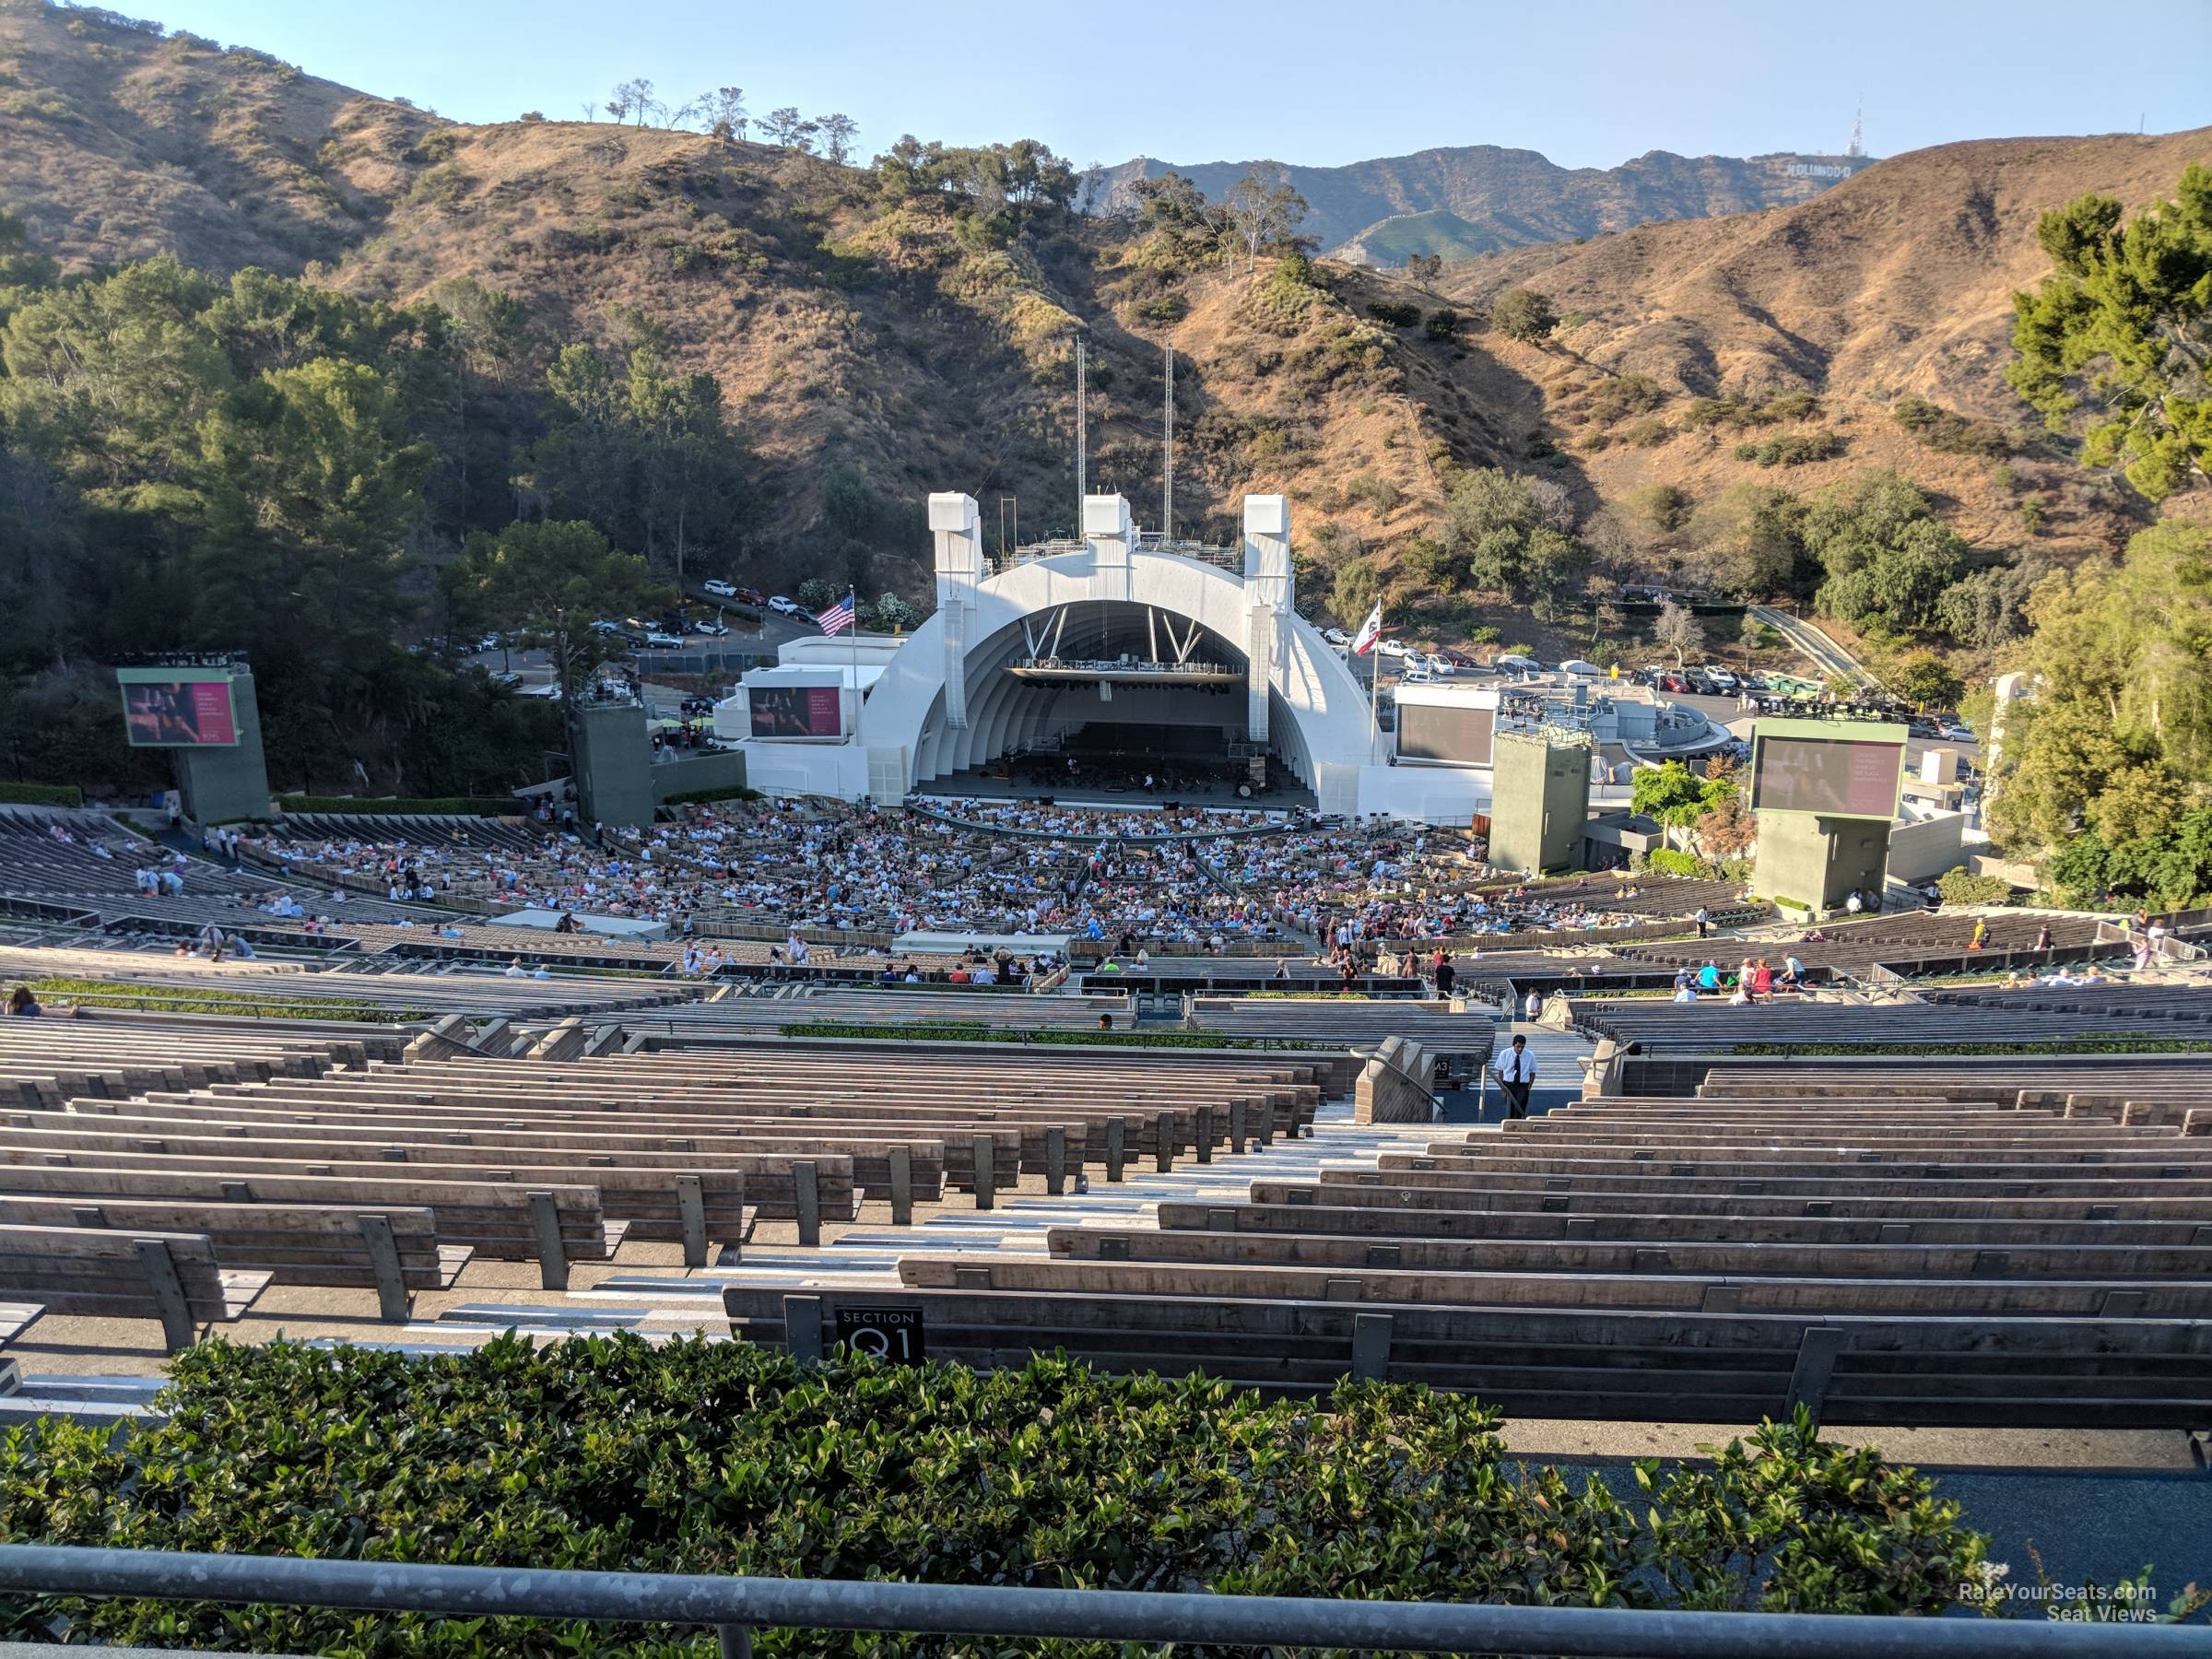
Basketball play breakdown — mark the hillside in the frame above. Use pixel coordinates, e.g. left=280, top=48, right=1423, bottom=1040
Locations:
left=1419, top=125, right=2212, bottom=568
left=3, top=0, right=2206, bottom=645
left=1098, top=146, right=1874, bottom=259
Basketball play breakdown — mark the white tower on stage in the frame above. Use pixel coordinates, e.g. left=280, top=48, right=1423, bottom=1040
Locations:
left=928, top=492, right=983, bottom=733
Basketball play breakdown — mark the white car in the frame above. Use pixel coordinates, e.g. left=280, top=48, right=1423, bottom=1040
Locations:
left=1377, top=639, right=1410, bottom=658
left=701, top=579, right=737, bottom=599
left=1497, top=653, right=1542, bottom=673
left=644, top=630, right=685, bottom=649
left=1701, top=666, right=1740, bottom=689
left=1322, top=627, right=1350, bottom=646
left=690, top=618, right=730, bottom=637
left=768, top=595, right=801, bottom=616
left=1557, top=658, right=1604, bottom=677
left=1425, top=653, right=1456, bottom=677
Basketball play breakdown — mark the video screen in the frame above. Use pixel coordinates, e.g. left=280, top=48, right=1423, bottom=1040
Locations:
left=1397, top=702, right=1495, bottom=766
left=121, top=677, right=239, bottom=747
left=1752, top=736, right=1902, bottom=818
left=747, top=685, right=841, bottom=739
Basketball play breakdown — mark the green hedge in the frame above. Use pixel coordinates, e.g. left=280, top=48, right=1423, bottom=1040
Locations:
left=661, top=782, right=760, bottom=807
left=1730, top=1035, right=2212, bottom=1057
left=276, top=794, right=520, bottom=817
left=0, top=782, right=83, bottom=807
left=24, top=979, right=427, bottom=1024
left=779, top=1020, right=1331, bottom=1051
left=0, top=1336, right=1991, bottom=1653
left=1645, top=847, right=1702, bottom=877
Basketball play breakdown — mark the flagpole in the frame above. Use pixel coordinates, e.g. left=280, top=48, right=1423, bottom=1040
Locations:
left=1369, top=608, right=1381, bottom=755
left=847, top=590, right=859, bottom=749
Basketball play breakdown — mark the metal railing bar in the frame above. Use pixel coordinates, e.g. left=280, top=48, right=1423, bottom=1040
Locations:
left=0, top=1547, right=2200, bottom=1656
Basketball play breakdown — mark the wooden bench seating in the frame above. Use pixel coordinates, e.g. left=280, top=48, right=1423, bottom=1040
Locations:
left=0, top=1223, right=267, bottom=1352
left=1142, top=1201, right=2212, bottom=1249
left=0, top=1163, right=615, bottom=1285
left=57, top=1098, right=972, bottom=1211
left=0, top=1194, right=462, bottom=1319
left=905, top=1253, right=2212, bottom=1320
left=726, top=1284, right=2212, bottom=1428
left=187, top=1082, right=1236, bottom=1182
left=0, top=1129, right=814, bottom=1252
left=1028, top=1225, right=2212, bottom=1286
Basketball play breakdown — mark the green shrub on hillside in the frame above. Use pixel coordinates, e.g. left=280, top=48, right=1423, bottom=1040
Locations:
left=1891, top=395, right=2012, bottom=457
left=1934, top=866, right=2018, bottom=907
left=661, top=783, right=761, bottom=807
left=1732, top=430, right=1844, bottom=467
left=0, top=782, right=84, bottom=807
left=276, top=794, right=520, bottom=817
left=0, top=1336, right=1992, bottom=1653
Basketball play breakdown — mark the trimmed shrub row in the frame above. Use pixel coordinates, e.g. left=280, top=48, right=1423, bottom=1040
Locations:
left=1730, top=1035, right=2212, bottom=1057
left=24, top=979, right=426, bottom=1024
left=276, top=794, right=521, bottom=817
left=661, top=783, right=761, bottom=807
left=0, top=782, right=84, bottom=807
left=778, top=1020, right=1331, bottom=1052
left=0, top=1335, right=1992, bottom=1654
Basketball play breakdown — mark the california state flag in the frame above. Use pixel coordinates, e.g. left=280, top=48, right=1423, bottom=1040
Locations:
left=1352, top=603, right=1383, bottom=656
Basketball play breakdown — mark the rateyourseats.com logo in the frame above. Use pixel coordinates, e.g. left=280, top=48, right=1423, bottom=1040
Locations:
left=1956, top=1564, right=2176, bottom=1622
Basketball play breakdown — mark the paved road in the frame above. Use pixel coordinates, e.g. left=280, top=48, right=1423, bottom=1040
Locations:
left=1749, top=605, right=1877, bottom=690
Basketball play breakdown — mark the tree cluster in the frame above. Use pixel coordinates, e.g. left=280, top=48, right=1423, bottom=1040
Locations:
left=872, top=137, right=1077, bottom=246
left=0, top=223, right=743, bottom=796
left=598, top=81, right=860, bottom=162
left=1407, top=466, right=1589, bottom=619
left=1124, top=169, right=1311, bottom=272
left=2008, top=163, right=2211, bottom=501
left=1992, top=520, right=2212, bottom=906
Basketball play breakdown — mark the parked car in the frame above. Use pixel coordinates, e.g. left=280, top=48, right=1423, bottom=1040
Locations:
left=1424, top=653, right=1456, bottom=677
left=589, top=618, right=623, bottom=634
left=701, top=579, right=737, bottom=599
left=1557, top=658, right=1604, bottom=677
left=1700, top=666, right=1740, bottom=690
left=734, top=586, right=768, bottom=606
left=680, top=696, right=718, bottom=716
left=1938, top=720, right=1975, bottom=741
left=1441, top=649, right=1478, bottom=667
left=1496, top=653, right=1541, bottom=673
left=1322, top=627, right=1350, bottom=646
left=768, top=594, right=801, bottom=615
left=644, top=630, right=685, bottom=650
left=690, top=618, right=731, bottom=636
left=1376, top=639, right=1410, bottom=658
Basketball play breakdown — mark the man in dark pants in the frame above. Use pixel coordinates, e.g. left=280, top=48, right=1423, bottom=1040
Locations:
left=1495, top=1033, right=1536, bottom=1120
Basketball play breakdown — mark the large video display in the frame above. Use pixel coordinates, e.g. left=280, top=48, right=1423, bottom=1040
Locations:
left=1751, top=735, right=1904, bottom=819
left=1396, top=702, right=1495, bottom=766
left=747, top=685, right=842, bottom=739
left=119, top=676, right=240, bottom=747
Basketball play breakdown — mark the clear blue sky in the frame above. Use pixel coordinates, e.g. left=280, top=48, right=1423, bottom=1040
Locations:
left=129, top=0, right=2210, bottom=171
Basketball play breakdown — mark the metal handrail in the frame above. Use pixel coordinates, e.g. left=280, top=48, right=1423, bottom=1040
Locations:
left=0, top=1545, right=2197, bottom=1655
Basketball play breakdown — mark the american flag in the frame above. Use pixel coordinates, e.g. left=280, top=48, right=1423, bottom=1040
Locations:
left=818, top=591, right=856, bottom=636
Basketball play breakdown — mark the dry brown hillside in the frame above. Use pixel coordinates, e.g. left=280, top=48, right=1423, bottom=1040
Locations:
left=1429, top=127, right=2212, bottom=561
left=4, top=0, right=2203, bottom=622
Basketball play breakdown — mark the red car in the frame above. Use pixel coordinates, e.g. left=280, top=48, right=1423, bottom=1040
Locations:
left=734, top=586, right=768, bottom=606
